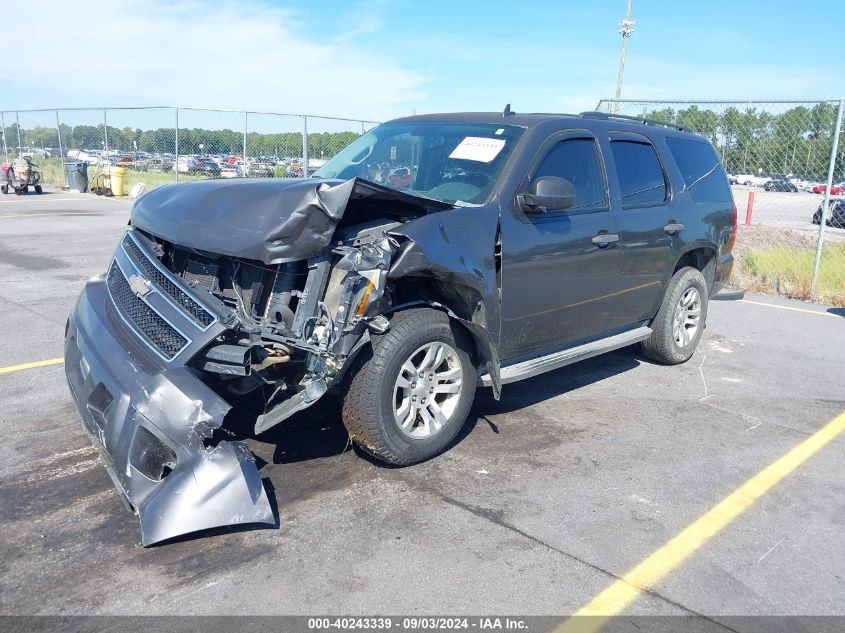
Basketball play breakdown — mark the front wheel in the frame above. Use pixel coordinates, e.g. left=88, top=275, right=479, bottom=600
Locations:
left=641, top=267, right=708, bottom=364
left=342, top=308, right=477, bottom=466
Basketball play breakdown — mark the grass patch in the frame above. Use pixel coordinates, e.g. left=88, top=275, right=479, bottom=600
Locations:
left=741, top=241, right=845, bottom=306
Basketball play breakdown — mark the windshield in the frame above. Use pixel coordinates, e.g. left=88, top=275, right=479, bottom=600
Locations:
left=313, top=121, right=524, bottom=204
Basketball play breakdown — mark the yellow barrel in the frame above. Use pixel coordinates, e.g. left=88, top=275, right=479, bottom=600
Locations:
left=109, top=166, right=127, bottom=196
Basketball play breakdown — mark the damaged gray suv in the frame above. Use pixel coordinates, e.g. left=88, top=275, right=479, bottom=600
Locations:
left=65, top=111, right=736, bottom=544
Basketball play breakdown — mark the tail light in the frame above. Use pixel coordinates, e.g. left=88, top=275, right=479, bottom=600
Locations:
left=727, top=201, right=737, bottom=253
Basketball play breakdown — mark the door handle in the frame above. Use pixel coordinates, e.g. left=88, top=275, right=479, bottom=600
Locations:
left=591, top=233, right=620, bottom=246
left=664, top=223, right=685, bottom=234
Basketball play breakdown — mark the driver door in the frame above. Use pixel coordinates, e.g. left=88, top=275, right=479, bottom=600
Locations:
left=498, top=131, right=624, bottom=358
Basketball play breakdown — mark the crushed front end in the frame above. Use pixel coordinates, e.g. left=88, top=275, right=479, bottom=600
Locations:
left=64, top=178, right=434, bottom=545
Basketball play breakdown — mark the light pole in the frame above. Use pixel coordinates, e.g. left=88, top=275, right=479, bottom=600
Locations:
left=199, top=143, right=204, bottom=156
left=613, top=0, right=635, bottom=113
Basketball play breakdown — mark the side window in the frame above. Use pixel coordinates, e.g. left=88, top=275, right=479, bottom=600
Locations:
left=532, top=138, right=607, bottom=211
left=609, top=140, right=667, bottom=207
left=665, top=136, right=732, bottom=203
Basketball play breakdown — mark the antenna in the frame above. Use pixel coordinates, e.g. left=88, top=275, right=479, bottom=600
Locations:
left=614, top=0, right=635, bottom=114
left=503, top=104, right=513, bottom=116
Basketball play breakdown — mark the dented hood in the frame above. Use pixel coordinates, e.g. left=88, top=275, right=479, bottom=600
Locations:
left=131, top=177, right=453, bottom=265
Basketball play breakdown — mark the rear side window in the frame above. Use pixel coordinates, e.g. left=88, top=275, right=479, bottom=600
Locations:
left=666, top=137, right=732, bottom=203
left=533, top=138, right=606, bottom=211
left=610, top=140, right=667, bottom=207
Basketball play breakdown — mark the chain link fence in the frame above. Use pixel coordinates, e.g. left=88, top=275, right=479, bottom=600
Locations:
left=0, top=106, right=379, bottom=193
left=597, top=99, right=845, bottom=306
left=4, top=101, right=844, bottom=306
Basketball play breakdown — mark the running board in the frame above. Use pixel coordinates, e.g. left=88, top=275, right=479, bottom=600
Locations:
left=479, top=326, right=651, bottom=387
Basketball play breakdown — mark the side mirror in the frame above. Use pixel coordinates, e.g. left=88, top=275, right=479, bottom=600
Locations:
left=517, top=176, right=576, bottom=213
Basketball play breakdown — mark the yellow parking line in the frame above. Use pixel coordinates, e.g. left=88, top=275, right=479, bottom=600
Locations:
left=556, top=410, right=845, bottom=633
left=0, top=357, right=64, bottom=375
left=739, top=299, right=838, bottom=317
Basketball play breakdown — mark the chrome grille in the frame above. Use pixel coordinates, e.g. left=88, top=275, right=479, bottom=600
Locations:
left=106, top=262, right=189, bottom=360
left=121, top=234, right=215, bottom=329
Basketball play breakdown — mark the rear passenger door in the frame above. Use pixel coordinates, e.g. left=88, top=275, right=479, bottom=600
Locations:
left=499, top=131, right=624, bottom=358
left=603, top=133, right=676, bottom=330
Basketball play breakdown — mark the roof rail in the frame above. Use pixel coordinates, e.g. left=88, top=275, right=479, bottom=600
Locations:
left=579, top=111, right=689, bottom=132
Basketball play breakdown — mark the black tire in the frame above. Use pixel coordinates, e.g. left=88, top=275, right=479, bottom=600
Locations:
left=341, top=308, right=477, bottom=466
left=641, top=267, right=708, bottom=365
left=812, top=210, right=822, bottom=225
left=1, top=184, right=7, bottom=194
left=35, top=185, right=42, bottom=194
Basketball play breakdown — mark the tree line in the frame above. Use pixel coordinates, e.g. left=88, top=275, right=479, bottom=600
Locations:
left=1, top=122, right=360, bottom=159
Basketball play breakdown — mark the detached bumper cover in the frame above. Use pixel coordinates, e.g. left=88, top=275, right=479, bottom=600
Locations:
left=64, top=274, right=274, bottom=545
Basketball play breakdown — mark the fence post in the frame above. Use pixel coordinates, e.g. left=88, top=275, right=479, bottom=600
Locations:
left=1, top=112, right=7, bottom=162
left=745, top=191, right=754, bottom=226
left=301, top=115, right=308, bottom=178
left=56, top=110, right=66, bottom=186
left=16, top=112, right=21, bottom=151
left=103, top=108, right=109, bottom=156
left=243, top=112, right=248, bottom=168
left=810, top=98, right=845, bottom=298
left=174, top=108, right=179, bottom=183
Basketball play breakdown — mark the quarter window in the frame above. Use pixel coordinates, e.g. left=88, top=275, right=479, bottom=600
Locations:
left=610, top=140, right=667, bottom=207
left=665, top=136, right=731, bottom=203
left=532, top=138, right=607, bottom=211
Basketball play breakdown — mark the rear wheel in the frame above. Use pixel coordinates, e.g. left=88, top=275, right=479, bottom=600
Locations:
left=641, top=267, right=708, bottom=364
left=342, top=308, right=477, bottom=466
left=35, top=185, right=42, bottom=194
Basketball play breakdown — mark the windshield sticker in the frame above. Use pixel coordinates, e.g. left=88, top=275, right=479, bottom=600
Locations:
left=449, top=137, right=506, bottom=163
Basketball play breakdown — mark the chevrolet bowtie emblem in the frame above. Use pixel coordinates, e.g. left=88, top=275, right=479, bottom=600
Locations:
left=127, top=273, right=152, bottom=298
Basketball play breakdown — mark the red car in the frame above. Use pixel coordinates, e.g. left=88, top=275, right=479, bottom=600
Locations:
left=812, top=184, right=843, bottom=195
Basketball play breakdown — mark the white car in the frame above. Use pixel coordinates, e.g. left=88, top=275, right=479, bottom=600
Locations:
left=220, top=163, right=245, bottom=178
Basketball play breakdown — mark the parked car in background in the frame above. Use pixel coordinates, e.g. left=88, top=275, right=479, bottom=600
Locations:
left=194, top=157, right=221, bottom=178
left=812, top=200, right=845, bottom=228
left=88, top=155, right=116, bottom=167
left=247, top=160, right=275, bottom=177
left=220, top=163, right=244, bottom=178
left=812, top=184, right=844, bottom=195
left=176, top=156, right=197, bottom=174
left=763, top=178, right=798, bottom=192
left=148, top=157, right=173, bottom=172
left=734, top=173, right=756, bottom=186
left=116, top=155, right=137, bottom=169
left=726, top=173, right=739, bottom=185
left=286, top=163, right=304, bottom=178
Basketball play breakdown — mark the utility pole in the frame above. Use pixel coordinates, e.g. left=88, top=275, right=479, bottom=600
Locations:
left=613, top=0, right=635, bottom=113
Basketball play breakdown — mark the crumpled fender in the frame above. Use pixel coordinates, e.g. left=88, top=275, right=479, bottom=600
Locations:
left=386, top=205, right=503, bottom=397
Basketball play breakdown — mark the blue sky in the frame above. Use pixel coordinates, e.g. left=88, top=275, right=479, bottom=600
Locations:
left=5, top=0, right=843, bottom=122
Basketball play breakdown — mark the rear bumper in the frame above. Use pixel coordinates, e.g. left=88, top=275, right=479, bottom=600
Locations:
left=64, top=274, right=274, bottom=546
left=710, top=252, right=734, bottom=297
